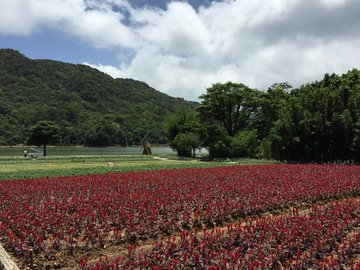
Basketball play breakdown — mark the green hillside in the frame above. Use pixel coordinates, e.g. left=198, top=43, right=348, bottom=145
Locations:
left=0, top=49, right=197, bottom=146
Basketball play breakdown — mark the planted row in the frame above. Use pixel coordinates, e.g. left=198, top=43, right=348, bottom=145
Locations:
left=87, top=198, right=360, bottom=269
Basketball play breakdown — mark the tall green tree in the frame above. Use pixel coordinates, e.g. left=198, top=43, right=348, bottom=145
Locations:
left=197, top=82, right=260, bottom=137
left=197, top=82, right=261, bottom=158
left=27, top=121, right=61, bottom=156
left=256, top=82, right=291, bottom=139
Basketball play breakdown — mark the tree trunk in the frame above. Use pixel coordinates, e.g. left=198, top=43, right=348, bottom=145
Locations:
left=43, top=144, right=47, bottom=156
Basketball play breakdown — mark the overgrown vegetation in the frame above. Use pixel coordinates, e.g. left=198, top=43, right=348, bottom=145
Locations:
left=168, top=70, right=360, bottom=163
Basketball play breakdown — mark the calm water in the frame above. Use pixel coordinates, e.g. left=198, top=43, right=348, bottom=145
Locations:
left=0, top=146, right=176, bottom=157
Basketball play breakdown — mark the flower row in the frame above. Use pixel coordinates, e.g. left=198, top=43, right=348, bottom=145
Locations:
left=87, top=198, right=360, bottom=269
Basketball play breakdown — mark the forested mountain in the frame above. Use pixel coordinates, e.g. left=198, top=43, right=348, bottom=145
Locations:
left=0, top=49, right=197, bottom=146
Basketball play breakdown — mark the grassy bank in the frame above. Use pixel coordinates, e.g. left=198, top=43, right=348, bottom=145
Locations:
left=0, top=155, right=276, bottom=181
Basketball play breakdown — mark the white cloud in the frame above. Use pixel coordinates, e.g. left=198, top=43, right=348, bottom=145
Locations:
left=70, top=8, right=137, bottom=48
left=124, top=0, right=360, bottom=99
left=83, top=62, right=126, bottom=78
left=133, top=2, right=212, bottom=56
left=1, top=0, right=360, bottom=100
left=321, top=0, right=348, bottom=7
left=0, top=0, right=138, bottom=48
left=0, top=1, right=38, bottom=35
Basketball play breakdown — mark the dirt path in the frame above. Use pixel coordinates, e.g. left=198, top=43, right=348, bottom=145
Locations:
left=152, top=156, right=172, bottom=161
left=152, top=156, right=199, bottom=162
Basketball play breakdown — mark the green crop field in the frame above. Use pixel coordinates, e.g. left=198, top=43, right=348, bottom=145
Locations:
left=0, top=156, right=183, bottom=180
left=0, top=152, right=275, bottom=181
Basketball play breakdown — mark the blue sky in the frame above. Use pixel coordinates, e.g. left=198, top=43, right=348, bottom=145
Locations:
left=1, top=30, right=120, bottom=65
left=1, top=0, right=360, bottom=101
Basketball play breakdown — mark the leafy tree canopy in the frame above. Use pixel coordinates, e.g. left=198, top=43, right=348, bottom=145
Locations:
left=27, top=120, right=61, bottom=156
left=197, top=82, right=261, bottom=136
left=165, top=111, right=202, bottom=157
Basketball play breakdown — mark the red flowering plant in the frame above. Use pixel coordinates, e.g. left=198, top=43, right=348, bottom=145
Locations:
left=0, top=164, right=359, bottom=268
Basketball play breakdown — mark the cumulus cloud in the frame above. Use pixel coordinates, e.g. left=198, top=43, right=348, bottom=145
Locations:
left=0, top=0, right=138, bottom=48
left=83, top=62, right=126, bottom=78
left=1, top=0, right=360, bottom=100
left=0, top=1, right=39, bottom=35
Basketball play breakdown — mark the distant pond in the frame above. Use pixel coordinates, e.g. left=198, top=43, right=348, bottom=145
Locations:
left=0, top=146, right=177, bottom=157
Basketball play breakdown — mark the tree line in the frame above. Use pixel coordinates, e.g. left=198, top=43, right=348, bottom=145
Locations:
left=166, top=69, right=360, bottom=163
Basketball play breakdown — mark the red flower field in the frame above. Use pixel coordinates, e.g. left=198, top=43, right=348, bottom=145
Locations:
left=0, top=164, right=359, bottom=269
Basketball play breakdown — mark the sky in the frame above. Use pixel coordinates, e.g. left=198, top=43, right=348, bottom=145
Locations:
left=0, top=0, right=360, bottom=101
